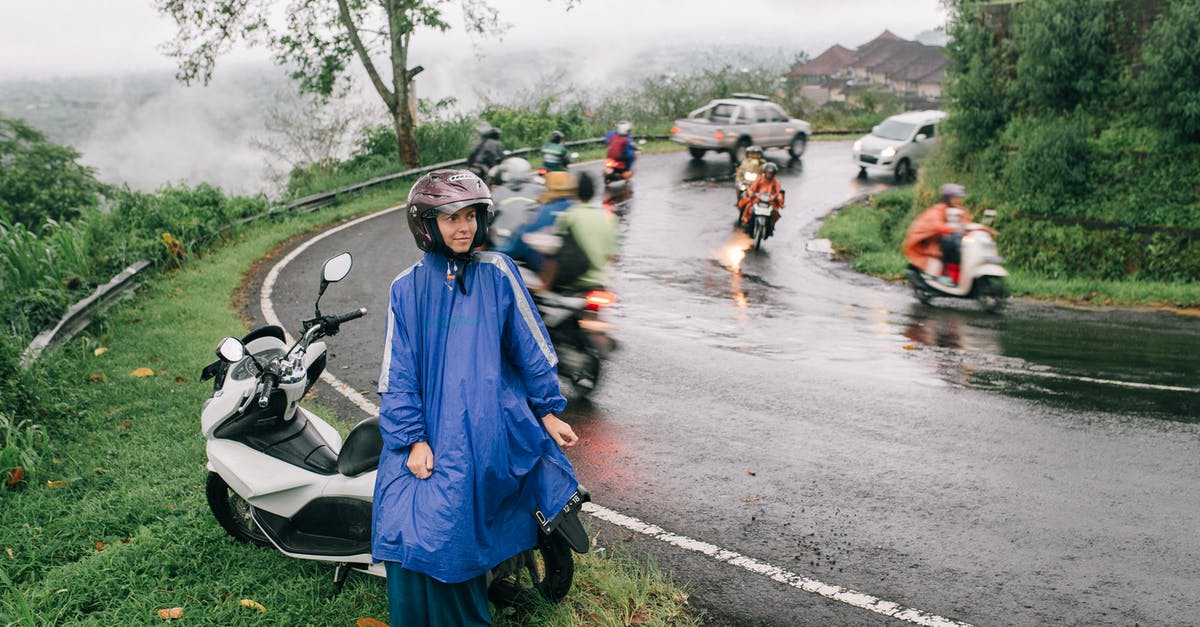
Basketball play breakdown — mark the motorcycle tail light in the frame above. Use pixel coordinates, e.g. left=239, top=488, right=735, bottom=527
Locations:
left=604, top=159, right=619, bottom=169
left=584, top=290, right=616, bottom=310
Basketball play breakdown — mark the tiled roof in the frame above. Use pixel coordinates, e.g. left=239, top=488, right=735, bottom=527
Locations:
left=792, top=44, right=858, bottom=77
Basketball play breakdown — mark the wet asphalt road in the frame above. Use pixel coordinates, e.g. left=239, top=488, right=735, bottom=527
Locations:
left=246, top=142, right=1200, bottom=626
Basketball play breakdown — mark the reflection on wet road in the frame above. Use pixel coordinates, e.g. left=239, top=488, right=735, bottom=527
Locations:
left=605, top=144, right=1199, bottom=421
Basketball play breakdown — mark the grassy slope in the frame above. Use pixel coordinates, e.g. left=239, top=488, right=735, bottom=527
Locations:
left=0, top=187, right=697, bottom=626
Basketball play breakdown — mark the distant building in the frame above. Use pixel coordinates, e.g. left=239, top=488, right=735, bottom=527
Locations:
left=791, top=31, right=946, bottom=108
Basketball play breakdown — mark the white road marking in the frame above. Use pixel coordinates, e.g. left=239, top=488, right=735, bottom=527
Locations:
left=584, top=502, right=974, bottom=627
left=263, top=204, right=972, bottom=626
left=983, top=367, right=1199, bottom=394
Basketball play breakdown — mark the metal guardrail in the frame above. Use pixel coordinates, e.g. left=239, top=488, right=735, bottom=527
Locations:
left=20, top=260, right=151, bottom=370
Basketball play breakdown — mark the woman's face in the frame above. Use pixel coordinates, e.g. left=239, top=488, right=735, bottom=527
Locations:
left=436, top=206, right=478, bottom=254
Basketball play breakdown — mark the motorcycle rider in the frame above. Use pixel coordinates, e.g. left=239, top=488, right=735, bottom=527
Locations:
left=375, top=169, right=580, bottom=626
left=540, top=130, right=571, bottom=173
left=495, top=170, right=579, bottom=270
left=604, top=121, right=637, bottom=172
left=736, top=145, right=765, bottom=179
left=902, top=183, right=972, bottom=286
left=486, top=157, right=544, bottom=250
left=734, top=145, right=766, bottom=204
left=467, top=121, right=505, bottom=183
left=739, top=162, right=784, bottom=237
left=537, top=172, right=619, bottom=294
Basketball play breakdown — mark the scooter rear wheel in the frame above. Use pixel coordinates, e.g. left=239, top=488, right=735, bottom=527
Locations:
left=206, top=472, right=272, bottom=547
left=488, top=532, right=575, bottom=608
left=910, top=269, right=932, bottom=305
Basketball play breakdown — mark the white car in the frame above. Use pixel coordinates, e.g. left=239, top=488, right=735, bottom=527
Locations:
left=853, top=110, right=947, bottom=182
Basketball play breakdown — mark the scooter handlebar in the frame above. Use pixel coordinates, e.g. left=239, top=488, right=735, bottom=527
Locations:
left=257, top=372, right=276, bottom=408
left=333, top=307, right=367, bottom=325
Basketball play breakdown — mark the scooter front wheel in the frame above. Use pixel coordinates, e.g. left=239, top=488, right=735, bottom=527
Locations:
left=910, top=269, right=933, bottom=305
left=976, top=276, right=1008, bottom=313
left=206, top=472, right=272, bottom=547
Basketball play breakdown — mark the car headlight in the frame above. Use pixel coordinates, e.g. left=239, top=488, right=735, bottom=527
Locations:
left=881, top=146, right=897, bottom=158
left=853, top=139, right=862, bottom=153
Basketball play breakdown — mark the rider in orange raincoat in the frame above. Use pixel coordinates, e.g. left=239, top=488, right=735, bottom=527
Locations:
left=739, top=162, right=784, bottom=235
left=902, top=183, right=971, bottom=284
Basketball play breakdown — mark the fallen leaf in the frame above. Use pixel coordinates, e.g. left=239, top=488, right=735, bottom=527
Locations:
left=130, top=367, right=155, bottom=378
left=5, top=547, right=13, bottom=559
left=746, top=470, right=757, bottom=476
left=6, top=466, right=24, bottom=486
left=238, top=599, right=266, bottom=612
left=121, top=538, right=131, bottom=544
left=52, top=457, right=61, bottom=465
left=902, top=344, right=917, bottom=350
left=46, top=479, right=65, bottom=488
left=116, top=422, right=132, bottom=431
left=94, top=541, right=106, bottom=552
left=93, top=347, right=108, bottom=357
left=173, top=376, right=187, bottom=384
left=741, top=495, right=762, bottom=503
left=156, top=607, right=183, bottom=620
left=356, top=619, right=388, bottom=627
left=131, top=318, right=143, bottom=324
left=89, top=373, right=105, bottom=383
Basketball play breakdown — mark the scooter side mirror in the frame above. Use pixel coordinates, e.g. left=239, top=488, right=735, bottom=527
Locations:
left=216, top=337, right=246, bottom=363
left=322, top=252, right=353, bottom=284
left=981, top=209, right=997, bottom=226
left=317, top=252, right=353, bottom=317
left=569, top=152, right=580, bottom=159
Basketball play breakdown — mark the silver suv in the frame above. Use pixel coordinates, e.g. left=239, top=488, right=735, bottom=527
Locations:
left=853, top=110, right=947, bottom=182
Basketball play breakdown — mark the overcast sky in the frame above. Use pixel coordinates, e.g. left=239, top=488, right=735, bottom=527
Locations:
left=0, top=0, right=949, bottom=78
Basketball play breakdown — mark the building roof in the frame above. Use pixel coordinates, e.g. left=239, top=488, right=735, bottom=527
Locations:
left=792, top=44, right=858, bottom=77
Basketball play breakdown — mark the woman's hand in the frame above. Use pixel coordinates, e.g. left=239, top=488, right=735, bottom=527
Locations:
left=407, top=441, right=434, bottom=479
left=541, top=414, right=579, bottom=448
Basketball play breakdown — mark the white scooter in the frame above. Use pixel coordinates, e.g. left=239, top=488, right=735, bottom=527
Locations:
left=199, top=252, right=587, bottom=603
left=908, top=211, right=1008, bottom=312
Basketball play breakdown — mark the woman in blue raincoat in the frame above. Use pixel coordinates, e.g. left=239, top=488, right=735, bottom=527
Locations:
left=373, top=169, right=581, bottom=626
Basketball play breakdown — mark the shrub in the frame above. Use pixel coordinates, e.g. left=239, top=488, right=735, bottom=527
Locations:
left=1135, top=0, right=1200, bottom=141
left=0, top=116, right=107, bottom=228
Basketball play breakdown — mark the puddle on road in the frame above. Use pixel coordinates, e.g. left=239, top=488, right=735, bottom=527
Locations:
left=902, top=307, right=1200, bottom=422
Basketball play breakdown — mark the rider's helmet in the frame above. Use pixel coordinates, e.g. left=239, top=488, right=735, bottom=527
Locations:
left=406, top=169, right=494, bottom=254
left=762, top=162, right=779, bottom=176
left=939, top=183, right=966, bottom=201
left=497, top=157, right=533, bottom=186
left=475, top=120, right=493, bottom=136
left=549, top=130, right=565, bottom=144
left=539, top=171, right=578, bottom=202
left=747, top=145, right=763, bottom=158
left=616, top=121, right=632, bottom=135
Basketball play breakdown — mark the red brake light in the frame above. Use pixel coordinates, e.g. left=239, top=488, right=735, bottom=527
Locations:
left=671, top=126, right=680, bottom=134
left=584, top=290, right=616, bottom=310
left=714, top=130, right=725, bottom=140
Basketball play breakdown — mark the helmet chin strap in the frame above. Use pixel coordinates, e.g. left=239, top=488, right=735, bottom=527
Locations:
left=426, top=219, right=473, bottom=294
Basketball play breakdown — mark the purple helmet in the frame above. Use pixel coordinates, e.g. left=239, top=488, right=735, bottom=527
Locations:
left=406, top=169, right=494, bottom=253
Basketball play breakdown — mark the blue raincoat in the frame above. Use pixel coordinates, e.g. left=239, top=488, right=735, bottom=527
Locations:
left=372, top=249, right=579, bottom=584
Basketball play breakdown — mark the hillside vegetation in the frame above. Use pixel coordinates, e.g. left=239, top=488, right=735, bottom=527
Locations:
left=930, top=0, right=1200, bottom=282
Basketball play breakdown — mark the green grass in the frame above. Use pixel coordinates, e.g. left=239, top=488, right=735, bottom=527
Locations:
left=0, top=189, right=698, bottom=626
left=818, top=193, right=1200, bottom=309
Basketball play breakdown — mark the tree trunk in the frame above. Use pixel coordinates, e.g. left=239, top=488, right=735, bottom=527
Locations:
left=393, top=105, right=420, bottom=167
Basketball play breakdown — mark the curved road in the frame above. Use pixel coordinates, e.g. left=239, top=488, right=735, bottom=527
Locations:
left=245, top=142, right=1200, bottom=626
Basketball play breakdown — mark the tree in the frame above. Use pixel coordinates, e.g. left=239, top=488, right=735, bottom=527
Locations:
left=157, top=1, right=578, bottom=168
left=0, top=116, right=104, bottom=228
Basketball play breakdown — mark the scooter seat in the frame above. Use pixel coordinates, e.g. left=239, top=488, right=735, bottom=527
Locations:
left=338, top=417, right=382, bottom=477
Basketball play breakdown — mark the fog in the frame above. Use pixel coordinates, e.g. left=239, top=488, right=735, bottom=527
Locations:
left=0, top=0, right=948, bottom=196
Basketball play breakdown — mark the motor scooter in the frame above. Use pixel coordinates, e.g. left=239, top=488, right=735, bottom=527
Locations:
left=199, top=252, right=588, bottom=603
left=908, top=211, right=1008, bottom=312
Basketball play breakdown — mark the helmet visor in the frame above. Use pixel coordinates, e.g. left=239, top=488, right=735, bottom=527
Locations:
left=424, top=198, right=493, bottom=219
